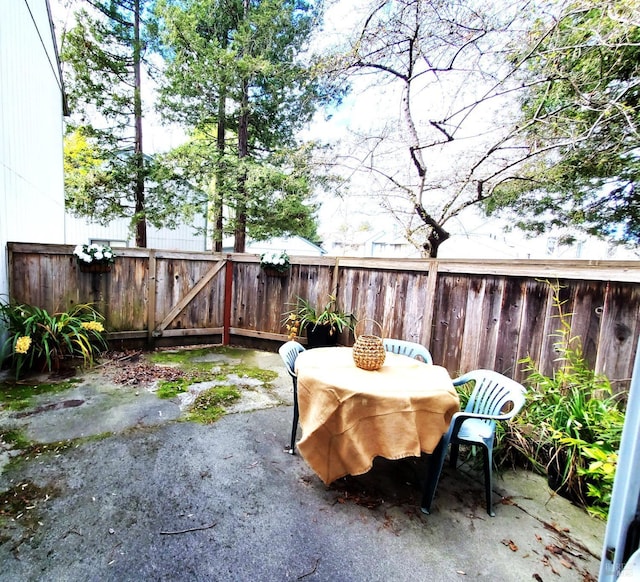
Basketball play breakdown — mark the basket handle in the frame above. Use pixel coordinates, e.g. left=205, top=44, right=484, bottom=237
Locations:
left=354, top=318, right=384, bottom=340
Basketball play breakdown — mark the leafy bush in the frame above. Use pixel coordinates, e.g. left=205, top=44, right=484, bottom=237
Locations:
left=0, top=300, right=108, bottom=378
left=501, top=283, right=625, bottom=518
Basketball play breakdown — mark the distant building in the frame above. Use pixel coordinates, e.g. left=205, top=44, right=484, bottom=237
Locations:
left=320, top=203, right=639, bottom=261
left=66, top=210, right=327, bottom=259
left=225, top=236, right=326, bottom=257
left=65, top=214, right=210, bottom=253
left=438, top=212, right=639, bottom=261
left=323, top=227, right=419, bottom=258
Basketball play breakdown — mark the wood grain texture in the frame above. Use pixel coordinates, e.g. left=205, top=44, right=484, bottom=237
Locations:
left=7, top=242, right=640, bottom=392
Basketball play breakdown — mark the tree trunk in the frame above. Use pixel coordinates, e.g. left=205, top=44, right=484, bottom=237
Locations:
left=212, top=27, right=229, bottom=253
left=414, top=203, right=450, bottom=258
left=133, top=0, right=146, bottom=248
left=213, top=89, right=226, bottom=252
left=234, top=0, right=251, bottom=254
left=234, top=77, right=249, bottom=253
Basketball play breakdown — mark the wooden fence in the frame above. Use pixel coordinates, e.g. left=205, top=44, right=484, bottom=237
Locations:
left=6, top=242, right=640, bottom=392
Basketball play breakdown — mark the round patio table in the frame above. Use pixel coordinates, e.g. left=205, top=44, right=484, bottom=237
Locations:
left=294, top=346, right=460, bottom=487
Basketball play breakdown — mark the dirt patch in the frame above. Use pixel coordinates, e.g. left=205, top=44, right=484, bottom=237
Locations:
left=99, top=350, right=187, bottom=386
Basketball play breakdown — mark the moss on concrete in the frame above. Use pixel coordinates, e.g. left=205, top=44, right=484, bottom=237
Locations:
left=187, top=386, right=241, bottom=424
left=0, top=428, right=30, bottom=450
left=0, top=379, right=79, bottom=411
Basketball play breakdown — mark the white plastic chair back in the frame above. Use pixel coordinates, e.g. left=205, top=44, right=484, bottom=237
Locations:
left=383, top=339, right=433, bottom=364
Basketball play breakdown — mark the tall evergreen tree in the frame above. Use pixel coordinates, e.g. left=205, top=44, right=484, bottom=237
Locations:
left=62, top=0, right=192, bottom=247
left=154, top=0, right=337, bottom=252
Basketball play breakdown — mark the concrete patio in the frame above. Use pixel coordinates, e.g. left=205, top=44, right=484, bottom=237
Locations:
left=0, top=348, right=604, bottom=581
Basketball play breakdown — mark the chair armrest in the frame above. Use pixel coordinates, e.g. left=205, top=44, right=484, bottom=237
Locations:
left=452, top=374, right=476, bottom=386
left=448, top=410, right=514, bottom=436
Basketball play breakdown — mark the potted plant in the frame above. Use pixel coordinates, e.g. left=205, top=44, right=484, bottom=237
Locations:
left=283, top=295, right=353, bottom=348
left=260, top=250, right=290, bottom=277
left=74, top=243, right=117, bottom=273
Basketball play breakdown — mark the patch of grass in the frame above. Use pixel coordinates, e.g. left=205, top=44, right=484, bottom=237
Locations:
left=188, top=386, right=241, bottom=424
left=0, top=428, right=30, bottom=449
left=0, top=380, right=78, bottom=411
left=153, top=357, right=277, bottom=399
left=148, top=345, right=253, bottom=364
left=147, top=347, right=219, bottom=365
left=230, top=364, right=278, bottom=385
left=156, top=379, right=191, bottom=399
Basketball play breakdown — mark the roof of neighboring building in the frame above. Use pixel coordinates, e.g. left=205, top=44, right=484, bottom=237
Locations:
left=223, top=236, right=326, bottom=256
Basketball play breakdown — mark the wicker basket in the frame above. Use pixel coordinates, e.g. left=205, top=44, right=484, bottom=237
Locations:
left=352, top=319, right=386, bottom=371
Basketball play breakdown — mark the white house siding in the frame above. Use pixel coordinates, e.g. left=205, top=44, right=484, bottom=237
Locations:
left=0, top=0, right=65, bottom=300
left=65, top=214, right=210, bottom=252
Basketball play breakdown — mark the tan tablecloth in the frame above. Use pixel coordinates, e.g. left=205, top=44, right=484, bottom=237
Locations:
left=295, top=346, right=460, bottom=485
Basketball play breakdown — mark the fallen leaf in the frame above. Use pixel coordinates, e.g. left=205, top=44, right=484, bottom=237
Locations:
left=545, top=544, right=564, bottom=555
left=559, top=558, right=573, bottom=569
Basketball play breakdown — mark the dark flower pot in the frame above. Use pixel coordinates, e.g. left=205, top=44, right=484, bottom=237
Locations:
left=306, top=324, right=339, bottom=348
left=79, top=262, right=112, bottom=273
left=262, top=267, right=288, bottom=278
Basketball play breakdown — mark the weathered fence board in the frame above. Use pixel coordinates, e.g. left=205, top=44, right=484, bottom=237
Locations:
left=6, top=242, right=640, bottom=392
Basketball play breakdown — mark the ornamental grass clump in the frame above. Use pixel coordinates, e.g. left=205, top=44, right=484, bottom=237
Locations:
left=0, top=300, right=109, bottom=379
left=497, top=283, right=624, bottom=519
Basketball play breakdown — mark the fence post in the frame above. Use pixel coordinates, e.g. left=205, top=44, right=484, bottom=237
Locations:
left=223, top=258, right=233, bottom=345
left=147, top=250, right=157, bottom=346
left=423, top=260, right=439, bottom=348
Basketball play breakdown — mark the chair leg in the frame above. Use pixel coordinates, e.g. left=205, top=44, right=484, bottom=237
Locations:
left=449, top=442, right=460, bottom=468
left=482, top=445, right=495, bottom=517
left=288, top=380, right=299, bottom=454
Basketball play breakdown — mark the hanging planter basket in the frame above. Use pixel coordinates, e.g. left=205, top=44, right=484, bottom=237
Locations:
left=262, top=267, right=288, bottom=278
left=79, top=262, right=112, bottom=274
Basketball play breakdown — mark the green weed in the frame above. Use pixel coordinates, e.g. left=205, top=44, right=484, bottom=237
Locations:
left=156, top=379, right=191, bottom=399
left=0, top=428, right=30, bottom=449
left=188, top=386, right=241, bottom=424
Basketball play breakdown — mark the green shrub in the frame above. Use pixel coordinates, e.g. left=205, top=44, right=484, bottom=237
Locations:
left=0, top=300, right=108, bottom=379
left=502, top=283, right=625, bottom=518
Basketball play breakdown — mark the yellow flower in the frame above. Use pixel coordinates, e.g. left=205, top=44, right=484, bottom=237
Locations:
left=15, top=336, right=32, bottom=354
left=81, top=321, right=105, bottom=332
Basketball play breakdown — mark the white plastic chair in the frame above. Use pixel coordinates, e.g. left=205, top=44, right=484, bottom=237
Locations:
left=383, top=339, right=433, bottom=364
left=422, top=369, right=526, bottom=516
left=278, top=341, right=306, bottom=454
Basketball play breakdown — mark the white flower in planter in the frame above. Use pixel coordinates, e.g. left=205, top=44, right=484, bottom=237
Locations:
left=74, top=243, right=117, bottom=265
left=260, top=250, right=290, bottom=273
